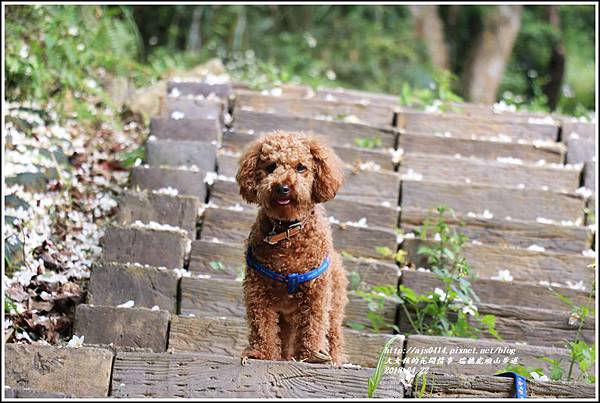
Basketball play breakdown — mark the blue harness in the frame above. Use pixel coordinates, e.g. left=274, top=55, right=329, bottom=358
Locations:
left=246, top=247, right=330, bottom=294
left=495, top=372, right=527, bottom=399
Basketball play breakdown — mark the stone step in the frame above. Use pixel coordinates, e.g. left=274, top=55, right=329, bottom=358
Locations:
left=400, top=206, right=592, bottom=254
left=168, top=315, right=404, bottom=368
left=4, top=344, right=113, bottom=397
left=161, top=97, right=224, bottom=121
left=179, top=277, right=398, bottom=333
left=397, top=302, right=594, bottom=348
left=168, top=79, right=232, bottom=99
left=150, top=116, right=221, bottom=142
left=402, top=178, right=585, bottom=223
left=400, top=152, right=581, bottom=192
left=73, top=304, right=170, bottom=352
left=400, top=270, right=592, bottom=311
left=130, top=165, right=208, bottom=201
left=234, top=92, right=395, bottom=127
left=409, top=372, right=594, bottom=398
left=199, top=204, right=397, bottom=261
left=87, top=261, right=179, bottom=312
left=402, top=238, right=595, bottom=286
left=101, top=224, right=189, bottom=269
left=396, top=111, right=559, bottom=142
left=110, top=351, right=403, bottom=398
left=146, top=138, right=217, bottom=172
left=398, top=130, right=565, bottom=163
left=230, top=109, right=397, bottom=150
left=188, top=239, right=400, bottom=291
left=403, top=334, right=580, bottom=377
left=116, top=190, right=199, bottom=239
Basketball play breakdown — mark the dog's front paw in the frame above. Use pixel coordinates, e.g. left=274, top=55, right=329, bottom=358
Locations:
left=296, top=349, right=332, bottom=364
left=240, top=347, right=266, bottom=366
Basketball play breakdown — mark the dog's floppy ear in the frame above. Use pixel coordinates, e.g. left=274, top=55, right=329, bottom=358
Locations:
left=236, top=140, right=262, bottom=203
left=308, top=136, right=344, bottom=203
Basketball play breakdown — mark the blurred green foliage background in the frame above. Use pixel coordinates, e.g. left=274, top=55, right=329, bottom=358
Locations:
left=5, top=4, right=596, bottom=119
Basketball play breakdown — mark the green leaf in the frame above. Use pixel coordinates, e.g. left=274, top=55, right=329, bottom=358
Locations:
left=367, top=335, right=403, bottom=398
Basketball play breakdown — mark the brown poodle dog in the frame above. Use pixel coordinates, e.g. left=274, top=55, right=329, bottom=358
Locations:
left=236, top=131, right=348, bottom=366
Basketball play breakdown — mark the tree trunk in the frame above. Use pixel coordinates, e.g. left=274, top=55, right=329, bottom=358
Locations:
left=543, top=5, right=565, bottom=110
left=462, top=5, right=523, bottom=104
left=186, top=7, right=204, bottom=53
left=408, top=5, right=450, bottom=71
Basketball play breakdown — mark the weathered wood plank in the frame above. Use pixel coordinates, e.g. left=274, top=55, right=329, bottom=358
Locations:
left=584, top=160, right=596, bottom=192
left=326, top=198, right=399, bottom=229
left=314, top=87, right=401, bottom=107
left=400, top=270, right=591, bottom=311
left=404, top=334, right=578, bottom=377
left=398, top=302, right=594, bottom=348
left=235, top=92, right=395, bottom=127
left=216, top=151, right=239, bottom=177
left=5, top=344, right=113, bottom=398
left=411, top=372, right=594, bottom=398
left=397, top=111, right=558, bottom=142
left=338, top=168, right=401, bottom=205
left=146, top=139, right=217, bottom=172
left=111, top=352, right=403, bottom=398
left=400, top=206, right=592, bottom=254
left=400, top=152, right=580, bottom=192
left=402, top=238, right=595, bottom=286
left=161, top=97, right=223, bottom=121
left=233, top=83, right=313, bottom=98
left=168, top=315, right=404, bottom=368
left=200, top=206, right=255, bottom=244
left=332, top=223, right=397, bottom=261
left=232, top=110, right=396, bottom=149
left=188, top=239, right=400, bottom=290
left=87, top=262, right=179, bottom=312
left=168, top=80, right=232, bottom=99
left=130, top=166, right=208, bottom=201
left=74, top=304, right=170, bottom=352
left=398, top=131, right=565, bottom=163
left=561, top=120, right=597, bottom=143
left=4, top=388, right=75, bottom=398
left=101, top=225, right=188, bottom=269
left=401, top=179, right=586, bottom=223
left=150, top=117, right=221, bottom=143
left=117, top=190, right=199, bottom=239
left=179, top=277, right=397, bottom=333
left=566, top=136, right=595, bottom=164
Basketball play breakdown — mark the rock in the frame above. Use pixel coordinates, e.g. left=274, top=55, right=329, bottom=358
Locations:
left=87, top=262, right=179, bottom=312
left=73, top=304, right=170, bottom=352
left=4, top=343, right=113, bottom=397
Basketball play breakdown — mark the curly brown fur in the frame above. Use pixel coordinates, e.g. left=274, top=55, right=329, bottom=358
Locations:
left=236, top=131, right=348, bottom=365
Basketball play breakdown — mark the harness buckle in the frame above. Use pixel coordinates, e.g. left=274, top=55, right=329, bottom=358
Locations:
left=287, top=273, right=300, bottom=294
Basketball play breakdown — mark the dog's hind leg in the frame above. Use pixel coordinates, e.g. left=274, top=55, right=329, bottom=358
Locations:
left=327, top=253, right=348, bottom=366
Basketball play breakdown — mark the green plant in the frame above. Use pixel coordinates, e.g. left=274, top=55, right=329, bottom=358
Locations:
left=399, top=71, right=464, bottom=112
left=375, top=245, right=407, bottom=264
left=398, top=206, right=500, bottom=339
left=354, top=137, right=382, bottom=149
left=367, top=335, right=404, bottom=398
left=354, top=285, right=401, bottom=334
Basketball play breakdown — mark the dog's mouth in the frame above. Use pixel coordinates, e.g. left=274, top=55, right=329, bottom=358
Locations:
left=276, top=198, right=291, bottom=205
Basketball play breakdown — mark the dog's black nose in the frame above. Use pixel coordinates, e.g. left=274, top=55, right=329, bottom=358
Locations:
left=277, top=184, right=290, bottom=195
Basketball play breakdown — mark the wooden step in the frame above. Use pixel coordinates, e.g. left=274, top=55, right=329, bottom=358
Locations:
left=410, top=372, right=594, bottom=398
left=561, top=120, right=597, bottom=143
left=116, top=190, right=199, bottom=239
left=398, top=130, right=565, bottom=163
left=168, top=315, right=404, bottom=368
left=399, top=152, right=580, bottom=192
left=146, top=138, right=217, bottom=172
left=396, top=111, right=558, bottom=142
left=130, top=165, right=208, bottom=201
left=101, top=224, right=189, bottom=269
left=314, top=87, right=401, bottom=107
left=400, top=206, right=592, bottom=254
left=402, top=238, right=595, bottom=286
left=404, top=334, right=579, bottom=377
left=179, top=277, right=398, bottom=333
left=234, top=92, right=395, bottom=127
left=400, top=270, right=591, bottom=311
left=188, top=239, right=400, bottom=290
left=199, top=203, right=398, bottom=261
left=74, top=304, right=171, bottom=352
left=150, top=116, right=222, bottom=143
left=110, top=352, right=403, bottom=398
left=566, top=136, right=595, bottom=164
left=167, top=80, right=232, bottom=99
left=402, top=179, right=585, bottom=223
left=161, top=97, right=224, bottom=121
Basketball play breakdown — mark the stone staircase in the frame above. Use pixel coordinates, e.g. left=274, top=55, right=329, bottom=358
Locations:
left=4, top=81, right=596, bottom=399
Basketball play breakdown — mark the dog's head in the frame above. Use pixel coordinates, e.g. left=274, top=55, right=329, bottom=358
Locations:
left=236, top=131, right=343, bottom=220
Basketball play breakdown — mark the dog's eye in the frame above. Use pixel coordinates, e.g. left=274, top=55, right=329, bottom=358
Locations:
left=296, top=164, right=307, bottom=173
left=265, top=163, right=277, bottom=173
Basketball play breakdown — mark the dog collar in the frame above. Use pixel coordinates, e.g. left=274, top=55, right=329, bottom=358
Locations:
left=263, top=217, right=308, bottom=245
left=246, top=247, right=330, bottom=293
